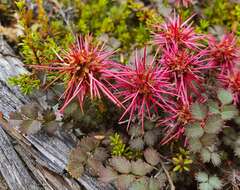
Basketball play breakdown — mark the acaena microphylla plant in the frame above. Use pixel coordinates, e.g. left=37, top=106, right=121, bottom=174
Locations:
left=159, top=101, right=192, bottom=145
left=152, top=14, right=203, bottom=50
left=207, top=34, right=240, bottom=74
left=219, top=70, right=240, bottom=104
left=29, top=35, right=122, bottom=113
left=112, top=48, right=176, bottom=130
left=160, top=45, right=212, bottom=105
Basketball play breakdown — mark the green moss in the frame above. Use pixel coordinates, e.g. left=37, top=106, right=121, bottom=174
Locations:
left=8, top=74, right=40, bottom=95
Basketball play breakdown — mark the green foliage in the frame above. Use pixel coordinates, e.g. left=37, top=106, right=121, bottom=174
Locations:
left=196, top=172, right=223, bottom=190
left=67, top=136, right=103, bottom=178
left=16, top=0, right=73, bottom=63
left=8, top=74, right=40, bottom=95
left=203, top=0, right=240, bottom=34
left=190, top=103, right=208, bottom=120
left=172, top=148, right=193, bottom=172
left=110, top=133, right=133, bottom=158
left=69, top=0, right=162, bottom=51
left=9, top=103, right=59, bottom=136
left=217, top=89, right=233, bottom=105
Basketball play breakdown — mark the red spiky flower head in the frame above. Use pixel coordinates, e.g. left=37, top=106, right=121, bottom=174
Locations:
left=152, top=13, right=203, bottom=50
left=112, top=48, right=176, bottom=130
left=31, top=35, right=122, bottom=113
left=159, top=101, right=192, bottom=145
left=207, top=34, right=240, bottom=74
left=160, top=45, right=212, bottom=105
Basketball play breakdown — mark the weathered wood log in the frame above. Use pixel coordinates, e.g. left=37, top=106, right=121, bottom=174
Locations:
left=0, top=127, right=41, bottom=190
left=0, top=38, right=115, bottom=190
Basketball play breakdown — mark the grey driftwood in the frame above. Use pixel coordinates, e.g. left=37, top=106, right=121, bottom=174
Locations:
left=0, top=38, right=115, bottom=190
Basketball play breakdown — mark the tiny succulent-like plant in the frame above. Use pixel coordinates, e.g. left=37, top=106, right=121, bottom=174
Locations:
left=172, top=148, right=193, bottom=172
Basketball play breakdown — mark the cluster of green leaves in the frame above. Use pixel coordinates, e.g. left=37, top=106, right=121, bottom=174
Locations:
left=67, top=136, right=108, bottom=178
left=60, top=0, right=162, bottom=52
left=12, top=0, right=73, bottom=94
left=9, top=103, right=59, bottom=136
left=98, top=149, right=167, bottom=190
left=16, top=0, right=73, bottom=65
left=8, top=74, right=40, bottom=95
left=186, top=89, right=238, bottom=166
left=172, top=148, right=193, bottom=172
left=109, top=133, right=133, bottom=158
left=202, top=0, right=240, bottom=35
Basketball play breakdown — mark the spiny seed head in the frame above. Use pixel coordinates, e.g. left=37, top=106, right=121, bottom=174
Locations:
left=152, top=14, right=203, bottom=50
left=160, top=46, right=212, bottom=105
left=159, top=102, right=191, bottom=145
left=30, top=35, right=122, bottom=113
left=112, top=48, right=175, bottom=130
left=207, top=34, right=240, bottom=74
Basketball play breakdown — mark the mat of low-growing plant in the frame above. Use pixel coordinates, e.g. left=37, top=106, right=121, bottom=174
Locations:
left=2, top=0, right=240, bottom=189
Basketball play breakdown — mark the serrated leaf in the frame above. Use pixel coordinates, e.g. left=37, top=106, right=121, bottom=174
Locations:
left=128, top=126, right=142, bottom=138
left=67, top=146, right=87, bottom=178
left=217, top=89, right=233, bottom=105
left=129, top=177, right=149, bottom=190
left=196, top=172, right=208, bottom=183
left=43, top=120, right=58, bottom=136
left=20, top=104, right=39, bottom=119
left=99, top=166, right=118, bottom=183
left=211, top=153, right=221, bottom=166
left=109, top=156, right=131, bottom=174
left=131, top=159, right=153, bottom=176
left=185, top=122, right=204, bottom=138
left=190, top=103, right=207, bottom=120
left=93, top=147, right=109, bottom=161
left=221, top=105, right=238, bottom=120
left=144, top=120, right=155, bottom=130
left=200, top=148, right=211, bottom=163
left=19, top=120, right=42, bottom=135
left=144, top=130, right=158, bottom=146
left=68, top=147, right=87, bottom=165
left=200, top=134, right=217, bottom=147
left=144, top=148, right=160, bottom=166
left=148, top=177, right=161, bottom=190
left=204, top=115, right=223, bottom=134
left=115, top=175, right=135, bottom=190
left=199, top=182, right=214, bottom=190
left=67, top=162, right=84, bottom=179
left=209, top=176, right=222, bottom=189
left=234, top=147, right=240, bottom=158
left=189, top=138, right=202, bottom=152
left=208, top=100, right=220, bottom=114
left=79, top=137, right=99, bottom=152
left=86, top=158, right=104, bottom=176
left=129, top=137, right=144, bottom=151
